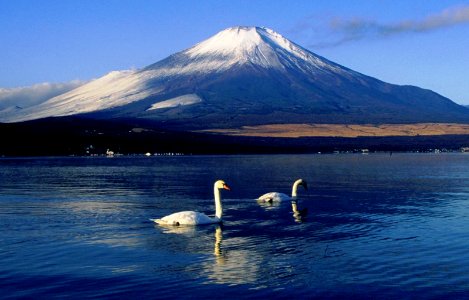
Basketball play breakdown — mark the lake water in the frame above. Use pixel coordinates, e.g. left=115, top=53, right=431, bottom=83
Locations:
left=2, top=153, right=469, bottom=299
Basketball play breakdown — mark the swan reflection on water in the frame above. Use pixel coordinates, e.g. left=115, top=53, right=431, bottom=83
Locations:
left=256, top=199, right=281, bottom=210
left=206, top=225, right=260, bottom=285
left=155, top=223, right=261, bottom=285
left=157, top=223, right=198, bottom=234
left=213, top=226, right=225, bottom=262
left=257, top=198, right=308, bottom=223
left=291, top=200, right=308, bottom=223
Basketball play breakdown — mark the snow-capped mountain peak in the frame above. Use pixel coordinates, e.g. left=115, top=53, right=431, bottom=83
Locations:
left=188, top=26, right=265, bottom=56
left=188, top=26, right=306, bottom=60
left=183, top=26, right=321, bottom=70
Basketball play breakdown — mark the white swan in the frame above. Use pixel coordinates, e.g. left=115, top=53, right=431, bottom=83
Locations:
left=150, top=180, right=230, bottom=226
left=258, top=179, right=307, bottom=202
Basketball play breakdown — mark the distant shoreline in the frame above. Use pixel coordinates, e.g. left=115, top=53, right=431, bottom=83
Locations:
left=3, top=151, right=469, bottom=160
left=2, top=118, right=469, bottom=156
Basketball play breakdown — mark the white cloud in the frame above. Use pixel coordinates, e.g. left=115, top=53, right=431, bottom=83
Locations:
left=0, top=80, right=86, bottom=110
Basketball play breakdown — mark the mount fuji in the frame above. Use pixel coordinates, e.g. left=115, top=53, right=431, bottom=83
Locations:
left=2, top=26, right=469, bottom=128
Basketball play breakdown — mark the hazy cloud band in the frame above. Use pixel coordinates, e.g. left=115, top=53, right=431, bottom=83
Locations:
left=307, top=5, right=469, bottom=48
left=0, top=81, right=86, bottom=110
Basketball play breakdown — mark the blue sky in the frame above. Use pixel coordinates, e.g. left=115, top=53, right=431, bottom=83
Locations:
left=1, top=0, right=469, bottom=104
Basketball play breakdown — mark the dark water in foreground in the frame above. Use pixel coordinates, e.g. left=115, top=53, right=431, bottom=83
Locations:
left=1, top=153, right=469, bottom=299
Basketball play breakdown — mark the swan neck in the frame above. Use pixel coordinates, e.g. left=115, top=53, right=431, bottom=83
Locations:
left=291, top=181, right=300, bottom=199
left=214, top=185, right=223, bottom=220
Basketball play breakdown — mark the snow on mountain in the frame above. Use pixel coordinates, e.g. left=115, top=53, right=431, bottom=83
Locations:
left=186, top=26, right=340, bottom=72
left=142, top=26, right=347, bottom=78
left=0, top=80, right=85, bottom=119
left=147, top=94, right=202, bottom=110
left=186, top=26, right=287, bottom=70
left=1, top=26, right=468, bottom=125
left=2, top=70, right=152, bottom=122
left=6, top=26, right=337, bottom=123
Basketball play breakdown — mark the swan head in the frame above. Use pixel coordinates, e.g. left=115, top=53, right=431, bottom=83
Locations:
left=215, top=180, right=231, bottom=191
left=295, top=179, right=308, bottom=190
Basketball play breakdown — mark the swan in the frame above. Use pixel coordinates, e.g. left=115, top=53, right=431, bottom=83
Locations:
left=150, top=180, right=230, bottom=226
left=258, top=179, right=307, bottom=202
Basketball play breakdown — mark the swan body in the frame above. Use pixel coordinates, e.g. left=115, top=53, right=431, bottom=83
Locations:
left=151, top=211, right=219, bottom=225
left=257, top=192, right=291, bottom=202
left=151, top=180, right=230, bottom=226
left=258, top=179, right=307, bottom=202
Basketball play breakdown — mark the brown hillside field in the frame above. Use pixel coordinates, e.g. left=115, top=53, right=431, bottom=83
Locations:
left=200, top=123, right=469, bottom=138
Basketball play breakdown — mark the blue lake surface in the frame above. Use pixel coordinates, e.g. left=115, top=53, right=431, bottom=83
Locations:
left=2, top=153, right=469, bottom=299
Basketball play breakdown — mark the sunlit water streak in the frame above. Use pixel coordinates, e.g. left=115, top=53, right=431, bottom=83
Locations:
left=1, top=154, right=469, bottom=298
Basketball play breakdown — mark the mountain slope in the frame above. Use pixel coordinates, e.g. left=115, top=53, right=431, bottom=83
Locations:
left=2, top=26, right=469, bottom=127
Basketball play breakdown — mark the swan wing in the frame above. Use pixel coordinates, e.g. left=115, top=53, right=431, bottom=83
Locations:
left=152, top=211, right=219, bottom=225
left=258, top=192, right=290, bottom=202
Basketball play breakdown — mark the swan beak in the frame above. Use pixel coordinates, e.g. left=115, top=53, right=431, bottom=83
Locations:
left=223, top=184, right=231, bottom=191
left=302, top=182, right=308, bottom=190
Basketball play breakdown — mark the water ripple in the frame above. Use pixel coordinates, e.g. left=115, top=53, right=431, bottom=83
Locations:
left=2, top=154, right=469, bottom=298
